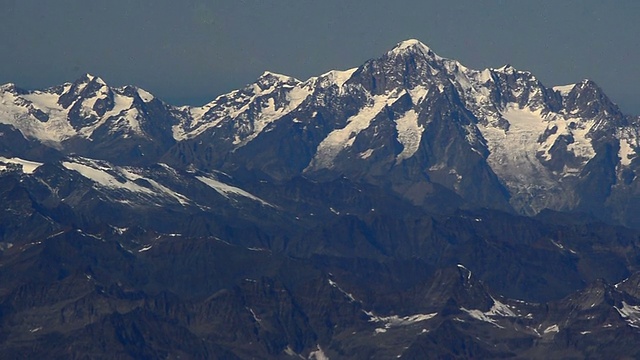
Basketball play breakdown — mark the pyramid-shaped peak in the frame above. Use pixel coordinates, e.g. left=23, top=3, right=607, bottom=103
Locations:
left=394, top=39, right=431, bottom=51
left=388, top=39, right=438, bottom=57
left=493, top=64, right=517, bottom=74
left=76, top=73, right=107, bottom=86
left=253, top=71, right=300, bottom=93
left=258, top=71, right=299, bottom=83
left=570, top=79, right=610, bottom=98
left=0, top=82, right=18, bottom=92
left=576, top=78, right=600, bottom=89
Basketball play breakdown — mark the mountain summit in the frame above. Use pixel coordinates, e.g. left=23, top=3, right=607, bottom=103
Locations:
left=387, top=39, right=438, bottom=57
left=3, top=39, right=640, bottom=359
left=0, top=39, right=639, bottom=225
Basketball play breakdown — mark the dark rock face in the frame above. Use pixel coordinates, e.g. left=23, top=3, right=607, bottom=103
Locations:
left=3, top=227, right=640, bottom=359
left=564, top=80, right=624, bottom=123
left=0, top=124, right=62, bottom=162
left=2, top=39, right=640, bottom=358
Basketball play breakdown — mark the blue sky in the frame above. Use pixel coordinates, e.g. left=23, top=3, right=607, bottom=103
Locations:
left=1, top=0, right=639, bottom=114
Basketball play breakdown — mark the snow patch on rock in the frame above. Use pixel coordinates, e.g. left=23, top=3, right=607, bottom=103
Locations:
left=395, top=109, right=423, bottom=162
left=196, top=175, right=273, bottom=207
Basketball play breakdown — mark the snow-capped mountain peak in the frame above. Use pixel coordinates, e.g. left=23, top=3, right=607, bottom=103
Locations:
left=163, top=39, right=640, bottom=219
left=492, top=64, right=518, bottom=74
left=0, top=82, right=20, bottom=93
left=387, top=39, right=438, bottom=59
left=174, top=69, right=311, bottom=144
left=2, top=39, right=640, bottom=226
left=80, top=73, right=106, bottom=86
left=309, top=68, right=358, bottom=89
left=553, top=83, right=576, bottom=96
left=0, top=73, right=178, bottom=162
left=255, top=71, right=301, bottom=92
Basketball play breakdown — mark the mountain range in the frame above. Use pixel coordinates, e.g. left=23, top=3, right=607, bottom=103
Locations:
left=1, top=39, right=640, bottom=358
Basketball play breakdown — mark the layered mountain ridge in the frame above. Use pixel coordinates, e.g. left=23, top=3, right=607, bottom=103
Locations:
left=2, top=39, right=638, bottom=225
left=2, top=39, right=640, bottom=358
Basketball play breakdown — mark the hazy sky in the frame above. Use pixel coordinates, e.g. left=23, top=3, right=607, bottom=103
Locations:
left=1, top=0, right=639, bottom=114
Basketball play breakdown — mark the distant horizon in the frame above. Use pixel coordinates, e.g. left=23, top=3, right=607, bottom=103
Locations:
left=3, top=38, right=638, bottom=116
left=2, top=1, right=639, bottom=114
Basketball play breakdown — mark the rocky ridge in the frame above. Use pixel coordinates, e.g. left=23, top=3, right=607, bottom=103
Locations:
left=2, top=39, right=640, bottom=358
